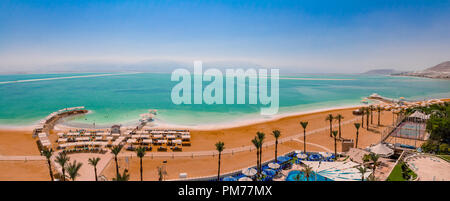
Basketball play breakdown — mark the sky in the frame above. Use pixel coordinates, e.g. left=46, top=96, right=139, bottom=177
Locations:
left=0, top=0, right=449, bottom=73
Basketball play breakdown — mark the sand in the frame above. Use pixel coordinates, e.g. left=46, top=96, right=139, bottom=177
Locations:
left=101, top=107, right=398, bottom=181
left=0, top=130, right=41, bottom=156
left=0, top=106, right=425, bottom=180
left=0, top=160, right=50, bottom=181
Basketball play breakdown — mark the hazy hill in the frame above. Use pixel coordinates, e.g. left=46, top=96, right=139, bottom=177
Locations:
left=362, top=69, right=400, bottom=75
left=424, top=61, right=450, bottom=72
left=393, top=61, right=450, bottom=79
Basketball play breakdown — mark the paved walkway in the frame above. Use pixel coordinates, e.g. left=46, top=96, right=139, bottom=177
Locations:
left=0, top=155, right=45, bottom=161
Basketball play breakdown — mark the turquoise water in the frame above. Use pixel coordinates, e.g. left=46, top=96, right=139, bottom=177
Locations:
left=285, top=170, right=332, bottom=181
left=0, top=72, right=449, bottom=127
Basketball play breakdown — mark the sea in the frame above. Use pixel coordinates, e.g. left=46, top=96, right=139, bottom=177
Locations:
left=0, top=72, right=449, bottom=128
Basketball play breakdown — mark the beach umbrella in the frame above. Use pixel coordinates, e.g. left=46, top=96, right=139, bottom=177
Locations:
left=321, top=152, right=332, bottom=158
left=263, top=169, right=276, bottom=177
left=308, top=154, right=322, bottom=161
left=268, top=162, right=280, bottom=169
left=238, top=177, right=252, bottom=181
left=277, top=156, right=291, bottom=163
left=222, top=176, right=237, bottom=181
left=296, top=153, right=308, bottom=159
left=242, top=168, right=257, bottom=177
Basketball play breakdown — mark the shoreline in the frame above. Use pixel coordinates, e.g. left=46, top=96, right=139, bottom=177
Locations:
left=2, top=104, right=364, bottom=132
left=1, top=97, right=448, bottom=132
left=151, top=104, right=363, bottom=131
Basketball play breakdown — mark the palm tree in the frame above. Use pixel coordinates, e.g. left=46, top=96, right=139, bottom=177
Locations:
left=251, top=137, right=261, bottom=175
left=54, top=152, right=70, bottom=181
left=215, top=141, right=225, bottom=181
left=361, top=107, right=365, bottom=128
left=325, top=114, right=334, bottom=137
left=303, top=165, right=313, bottom=181
left=357, top=166, right=368, bottom=181
left=370, top=153, right=380, bottom=174
left=272, top=130, right=281, bottom=162
left=136, top=147, right=146, bottom=181
left=369, top=105, right=375, bottom=125
left=300, top=121, right=308, bottom=153
left=256, top=132, right=265, bottom=173
left=42, top=148, right=54, bottom=181
left=66, top=160, right=83, bottom=181
left=377, top=106, right=382, bottom=126
left=110, top=145, right=123, bottom=177
left=365, top=107, right=370, bottom=130
left=88, top=157, right=101, bottom=181
left=332, top=130, right=338, bottom=159
left=335, top=114, right=344, bottom=139
left=354, top=123, right=361, bottom=148
left=113, top=169, right=130, bottom=181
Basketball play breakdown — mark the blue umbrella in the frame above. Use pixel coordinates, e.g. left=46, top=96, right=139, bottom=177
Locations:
left=277, top=156, right=291, bottom=163
left=308, top=154, right=322, bottom=161
left=263, top=169, right=276, bottom=176
left=222, top=176, right=237, bottom=181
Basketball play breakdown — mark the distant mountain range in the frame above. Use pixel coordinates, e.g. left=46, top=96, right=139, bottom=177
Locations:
left=392, top=61, right=450, bottom=79
left=362, top=69, right=403, bottom=75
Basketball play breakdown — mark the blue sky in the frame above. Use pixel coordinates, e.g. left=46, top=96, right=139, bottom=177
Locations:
left=0, top=0, right=449, bottom=73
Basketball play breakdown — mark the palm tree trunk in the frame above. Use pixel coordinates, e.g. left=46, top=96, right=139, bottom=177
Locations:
left=338, top=119, right=342, bottom=139
left=217, top=153, right=221, bottom=181
left=378, top=110, right=381, bottom=126
left=259, top=147, right=262, bottom=173
left=370, top=110, right=373, bottom=124
left=47, top=159, right=54, bottom=181
left=140, top=157, right=143, bottom=181
left=361, top=114, right=364, bottom=128
left=94, top=167, right=98, bottom=181
left=329, top=120, right=332, bottom=137
left=62, top=168, right=65, bottom=181
left=334, top=138, right=337, bottom=159
left=274, top=140, right=278, bottom=163
left=256, top=149, right=259, bottom=175
left=114, top=156, right=119, bottom=177
left=303, top=129, right=306, bottom=153
left=366, top=112, right=370, bottom=130
left=356, top=130, right=359, bottom=148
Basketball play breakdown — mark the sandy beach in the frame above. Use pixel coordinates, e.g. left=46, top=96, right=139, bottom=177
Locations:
left=0, top=105, right=426, bottom=180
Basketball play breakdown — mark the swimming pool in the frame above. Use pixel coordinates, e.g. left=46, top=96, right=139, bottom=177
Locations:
left=285, top=170, right=332, bottom=181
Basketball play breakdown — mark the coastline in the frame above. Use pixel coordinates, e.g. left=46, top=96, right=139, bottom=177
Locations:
left=151, top=104, right=363, bottom=131
left=26, top=104, right=365, bottom=132
left=0, top=96, right=448, bottom=132
left=0, top=102, right=365, bottom=131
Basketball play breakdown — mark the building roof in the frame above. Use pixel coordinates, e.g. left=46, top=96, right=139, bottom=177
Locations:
left=367, top=143, right=394, bottom=157
left=346, top=148, right=370, bottom=164
left=409, top=111, right=430, bottom=120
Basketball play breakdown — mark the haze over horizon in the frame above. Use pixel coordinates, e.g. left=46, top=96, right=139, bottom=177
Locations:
left=1, top=0, right=449, bottom=74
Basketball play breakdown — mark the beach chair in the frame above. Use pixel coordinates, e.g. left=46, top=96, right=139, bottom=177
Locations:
left=158, top=146, right=167, bottom=152
left=172, top=146, right=182, bottom=152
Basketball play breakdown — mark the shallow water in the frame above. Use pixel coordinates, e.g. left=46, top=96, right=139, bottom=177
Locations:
left=0, top=72, right=449, bottom=127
